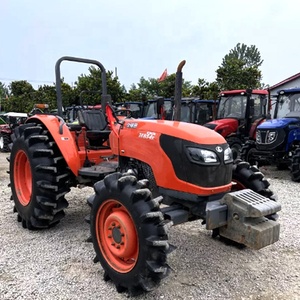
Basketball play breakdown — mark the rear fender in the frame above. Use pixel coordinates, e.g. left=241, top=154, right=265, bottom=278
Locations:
left=26, top=115, right=81, bottom=176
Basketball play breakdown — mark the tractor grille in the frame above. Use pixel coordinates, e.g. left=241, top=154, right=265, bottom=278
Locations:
left=256, top=128, right=286, bottom=151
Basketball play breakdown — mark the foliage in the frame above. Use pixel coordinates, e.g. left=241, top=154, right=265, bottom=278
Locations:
left=225, top=43, right=263, bottom=68
left=75, top=66, right=126, bottom=104
left=0, top=81, right=9, bottom=112
left=191, top=78, right=219, bottom=100
left=216, top=43, right=263, bottom=90
left=125, top=74, right=194, bottom=101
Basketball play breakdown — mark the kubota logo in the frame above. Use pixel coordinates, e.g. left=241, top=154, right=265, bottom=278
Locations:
left=215, top=146, right=223, bottom=152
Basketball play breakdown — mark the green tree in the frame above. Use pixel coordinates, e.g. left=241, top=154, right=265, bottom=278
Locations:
left=216, top=44, right=263, bottom=90
left=225, top=43, right=263, bottom=68
left=127, top=74, right=193, bottom=100
left=0, top=81, right=9, bottom=112
left=7, top=81, right=36, bottom=112
left=75, top=66, right=126, bottom=104
left=191, top=78, right=219, bottom=100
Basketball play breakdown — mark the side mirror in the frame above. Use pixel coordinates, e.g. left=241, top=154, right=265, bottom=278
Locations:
left=249, top=98, right=255, bottom=107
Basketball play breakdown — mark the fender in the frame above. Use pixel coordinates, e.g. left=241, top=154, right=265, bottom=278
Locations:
left=206, top=119, right=239, bottom=137
left=249, top=117, right=265, bottom=139
left=26, top=115, right=81, bottom=176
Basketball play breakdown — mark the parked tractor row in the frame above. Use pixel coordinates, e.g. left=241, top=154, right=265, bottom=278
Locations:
left=6, top=56, right=281, bottom=296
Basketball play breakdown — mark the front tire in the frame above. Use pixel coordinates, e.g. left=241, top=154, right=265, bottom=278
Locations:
left=231, top=159, right=274, bottom=198
left=0, top=132, right=10, bottom=152
left=227, top=137, right=242, bottom=160
left=89, top=172, right=170, bottom=295
left=240, top=140, right=259, bottom=166
left=10, top=123, right=71, bottom=229
left=291, top=149, right=300, bottom=182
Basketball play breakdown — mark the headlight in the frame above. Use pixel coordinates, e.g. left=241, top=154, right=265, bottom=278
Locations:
left=186, top=147, right=219, bottom=164
left=256, top=130, right=262, bottom=143
left=267, top=131, right=277, bottom=143
left=224, top=147, right=233, bottom=162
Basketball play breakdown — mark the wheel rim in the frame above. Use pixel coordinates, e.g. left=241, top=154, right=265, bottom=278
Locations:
left=14, top=150, right=32, bottom=206
left=0, top=136, right=3, bottom=149
left=95, top=199, right=139, bottom=273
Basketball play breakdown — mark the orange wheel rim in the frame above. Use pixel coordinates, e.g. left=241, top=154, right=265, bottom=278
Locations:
left=95, top=199, right=139, bottom=273
left=14, top=150, right=32, bottom=206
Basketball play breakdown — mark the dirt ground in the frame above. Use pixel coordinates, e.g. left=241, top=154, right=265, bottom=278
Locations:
left=0, top=152, right=300, bottom=300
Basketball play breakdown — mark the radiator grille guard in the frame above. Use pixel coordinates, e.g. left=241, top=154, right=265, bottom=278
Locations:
left=207, top=189, right=281, bottom=250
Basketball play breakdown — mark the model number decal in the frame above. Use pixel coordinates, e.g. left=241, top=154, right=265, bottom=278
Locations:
left=138, top=131, right=156, bottom=140
left=126, top=122, right=138, bottom=128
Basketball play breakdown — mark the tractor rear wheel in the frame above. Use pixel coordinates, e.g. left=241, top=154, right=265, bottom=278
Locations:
left=291, top=149, right=300, bottom=182
left=89, top=172, right=170, bottom=296
left=0, top=132, right=10, bottom=152
left=9, top=123, right=71, bottom=229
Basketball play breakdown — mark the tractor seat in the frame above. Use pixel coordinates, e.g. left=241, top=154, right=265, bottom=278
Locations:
left=77, top=109, right=111, bottom=149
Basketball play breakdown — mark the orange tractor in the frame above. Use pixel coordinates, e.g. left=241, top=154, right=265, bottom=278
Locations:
left=9, top=57, right=281, bottom=295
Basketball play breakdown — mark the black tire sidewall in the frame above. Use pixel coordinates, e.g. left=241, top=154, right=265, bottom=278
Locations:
left=10, top=137, right=38, bottom=221
left=91, top=184, right=159, bottom=288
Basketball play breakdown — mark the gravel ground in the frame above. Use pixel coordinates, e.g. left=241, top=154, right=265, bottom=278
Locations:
left=0, top=152, right=300, bottom=300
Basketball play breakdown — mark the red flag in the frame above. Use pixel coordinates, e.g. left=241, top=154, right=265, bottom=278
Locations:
left=158, top=68, right=167, bottom=82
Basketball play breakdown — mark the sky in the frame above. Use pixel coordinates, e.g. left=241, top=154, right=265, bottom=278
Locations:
left=0, top=0, right=299, bottom=91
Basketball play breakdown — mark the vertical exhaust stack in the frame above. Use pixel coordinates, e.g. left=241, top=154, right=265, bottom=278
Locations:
left=173, top=60, right=186, bottom=121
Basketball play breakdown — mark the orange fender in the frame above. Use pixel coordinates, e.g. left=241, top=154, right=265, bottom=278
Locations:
left=27, top=115, right=81, bottom=176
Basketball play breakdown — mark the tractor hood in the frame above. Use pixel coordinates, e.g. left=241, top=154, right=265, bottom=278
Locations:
left=258, top=118, right=299, bottom=130
left=122, top=119, right=227, bottom=145
left=204, top=118, right=239, bottom=138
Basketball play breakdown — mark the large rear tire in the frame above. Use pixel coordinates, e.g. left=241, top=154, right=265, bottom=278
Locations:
left=89, top=172, right=170, bottom=296
left=9, top=123, right=71, bottom=229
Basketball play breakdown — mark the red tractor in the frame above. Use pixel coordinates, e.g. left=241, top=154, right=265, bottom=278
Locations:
left=9, top=57, right=280, bottom=296
left=0, top=112, right=28, bottom=152
left=204, top=89, right=270, bottom=160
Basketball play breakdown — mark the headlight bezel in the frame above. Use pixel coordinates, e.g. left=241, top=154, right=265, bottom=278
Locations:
left=185, top=146, right=220, bottom=166
left=224, top=146, right=233, bottom=164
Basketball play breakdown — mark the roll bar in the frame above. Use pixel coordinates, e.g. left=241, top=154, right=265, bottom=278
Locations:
left=55, top=56, right=111, bottom=117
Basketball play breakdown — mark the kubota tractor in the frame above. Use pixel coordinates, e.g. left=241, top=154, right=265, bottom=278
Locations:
left=9, top=57, right=281, bottom=296
left=204, top=89, right=270, bottom=160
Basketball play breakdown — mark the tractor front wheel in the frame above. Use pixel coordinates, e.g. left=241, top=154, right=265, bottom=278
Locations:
left=231, top=159, right=275, bottom=199
left=291, top=149, right=300, bottom=181
left=0, top=132, right=10, bottom=152
left=240, top=140, right=260, bottom=166
left=89, top=172, right=170, bottom=296
left=227, top=137, right=242, bottom=160
left=10, top=123, right=71, bottom=229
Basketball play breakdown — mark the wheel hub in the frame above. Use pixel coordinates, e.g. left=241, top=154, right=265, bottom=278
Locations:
left=112, top=227, right=122, bottom=244
left=104, top=210, right=137, bottom=258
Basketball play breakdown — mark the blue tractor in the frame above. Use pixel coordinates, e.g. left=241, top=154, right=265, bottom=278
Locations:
left=241, top=87, right=300, bottom=181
